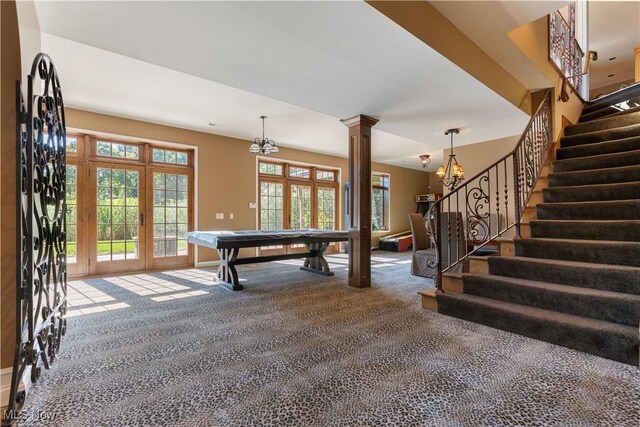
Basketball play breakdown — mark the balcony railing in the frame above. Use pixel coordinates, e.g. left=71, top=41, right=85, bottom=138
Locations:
left=427, top=89, right=553, bottom=290
left=549, top=5, right=588, bottom=100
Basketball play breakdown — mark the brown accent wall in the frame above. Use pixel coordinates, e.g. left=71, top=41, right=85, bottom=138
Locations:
left=1, top=0, right=22, bottom=370
left=367, top=0, right=530, bottom=113
left=65, top=108, right=430, bottom=262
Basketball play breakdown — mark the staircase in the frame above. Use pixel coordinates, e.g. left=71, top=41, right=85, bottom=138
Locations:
left=435, top=84, right=640, bottom=366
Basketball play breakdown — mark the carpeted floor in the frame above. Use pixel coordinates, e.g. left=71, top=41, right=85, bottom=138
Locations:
left=15, top=252, right=640, bottom=426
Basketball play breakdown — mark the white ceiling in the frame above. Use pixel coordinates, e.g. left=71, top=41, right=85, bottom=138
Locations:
left=588, top=1, right=640, bottom=90
left=31, top=1, right=529, bottom=171
left=430, top=0, right=571, bottom=90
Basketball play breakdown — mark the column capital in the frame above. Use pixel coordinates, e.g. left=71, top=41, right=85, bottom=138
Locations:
left=340, top=114, right=379, bottom=128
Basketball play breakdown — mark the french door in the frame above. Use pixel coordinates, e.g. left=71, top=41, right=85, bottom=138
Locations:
left=146, top=167, right=194, bottom=269
left=258, top=162, right=338, bottom=255
left=88, top=162, right=146, bottom=275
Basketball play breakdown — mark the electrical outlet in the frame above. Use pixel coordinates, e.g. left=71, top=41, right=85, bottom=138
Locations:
left=230, top=213, right=234, bottom=219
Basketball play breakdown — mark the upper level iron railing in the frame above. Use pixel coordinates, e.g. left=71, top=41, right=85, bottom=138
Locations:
left=549, top=5, right=588, bottom=100
left=426, top=89, right=553, bottom=290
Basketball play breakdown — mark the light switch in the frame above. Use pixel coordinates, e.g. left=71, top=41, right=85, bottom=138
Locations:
left=230, top=213, right=234, bottom=219
left=216, top=213, right=224, bottom=220
left=249, top=202, right=257, bottom=209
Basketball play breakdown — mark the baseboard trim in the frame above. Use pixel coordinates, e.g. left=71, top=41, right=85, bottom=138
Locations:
left=195, top=261, right=219, bottom=268
left=0, top=365, right=31, bottom=411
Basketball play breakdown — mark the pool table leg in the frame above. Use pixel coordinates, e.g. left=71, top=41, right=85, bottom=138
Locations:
left=301, top=242, right=333, bottom=276
left=217, top=248, right=243, bottom=291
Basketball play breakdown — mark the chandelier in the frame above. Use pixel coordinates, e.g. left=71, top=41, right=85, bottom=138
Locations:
left=250, top=116, right=279, bottom=155
left=436, top=128, right=464, bottom=190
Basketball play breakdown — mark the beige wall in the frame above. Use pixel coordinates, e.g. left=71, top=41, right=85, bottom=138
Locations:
left=66, top=108, right=430, bottom=262
left=1, top=0, right=22, bottom=370
left=442, top=135, right=520, bottom=187
left=509, top=17, right=583, bottom=136
left=15, top=0, right=40, bottom=75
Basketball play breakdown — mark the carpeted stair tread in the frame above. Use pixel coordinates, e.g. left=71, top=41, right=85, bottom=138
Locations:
left=579, top=104, right=640, bottom=123
left=461, top=274, right=640, bottom=327
left=542, top=181, right=640, bottom=203
left=552, top=148, right=640, bottom=173
left=436, top=292, right=639, bottom=365
left=566, top=111, right=640, bottom=135
left=488, top=256, right=640, bottom=295
left=515, top=237, right=640, bottom=267
left=547, top=164, right=640, bottom=187
left=530, top=219, right=640, bottom=241
left=560, top=123, right=640, bottom=148
left=536, top=199, right=640, bottom=220
left=582, top=82, right=640, bottom=114
left=556, top=135, right=640, bottom=160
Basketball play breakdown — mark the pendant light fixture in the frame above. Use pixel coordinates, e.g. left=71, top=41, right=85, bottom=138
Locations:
left=250, top=116, right=279, bottom=155
left=436, top=128, right=464, bottom=190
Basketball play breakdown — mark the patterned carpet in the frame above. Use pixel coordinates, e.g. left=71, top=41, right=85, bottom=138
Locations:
left=15, top=252, right=640, bottom=426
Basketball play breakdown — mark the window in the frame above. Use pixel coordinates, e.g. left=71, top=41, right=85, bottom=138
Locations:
left=96, top=140, right=140, bottom=160
left=152, top=148, right=188, bottom=165
left=259, top=162, right=283, bottom=176
left=258, top=161, right=339, bottom=254
left=66, top=136, right=78, bottom=153
left=153, top=173, right=189, bottom=257
left=372, top=172, right=390, bottom=231
left=288, top=166, right=310, bottom=179
left=316, top=170, right=335, bottom=181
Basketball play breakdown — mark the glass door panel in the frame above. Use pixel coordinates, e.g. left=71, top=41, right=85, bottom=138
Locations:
left=89, top=163, right=145, bottom=274
left=317, top=185, right=338, bottom=253
left=147, top=167, right=193, bottom=269
left=65, top=161, right=86, bottom=276
left=259, top=180, right=285, bottom=255
left=289, top=183, right=312, bottom=252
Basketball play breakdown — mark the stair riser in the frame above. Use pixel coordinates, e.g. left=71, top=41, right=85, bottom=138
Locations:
left=552, top=150, right=640, bottom=173
left=579, top=106, right=625, bottom=123
left=436, top=295, right=639, bottom=365
left=556, top=136, right=640, bottom=160
left=582, top=84, right=640, bottom=115
left=536, top=202, right=640, bottom=220
left=548, top=167, right=640, bottom=187
left=488, top=257, right=640, bottom=294
left=561, top=124, right=640, bottom=147
left=542, top=183, right=640, bottom=203
left=530, top=221, right=640, bottom=242
left=462, top=277, right=640, bottom=327
left=515, top=241, right=640, bottom=267
left=565, top=112, right=640, bottom=136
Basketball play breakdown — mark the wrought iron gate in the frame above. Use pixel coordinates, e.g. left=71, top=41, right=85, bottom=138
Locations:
left=6, top=54, right=67, bottom=416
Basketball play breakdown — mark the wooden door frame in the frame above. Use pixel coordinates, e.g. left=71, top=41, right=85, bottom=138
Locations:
left=145, top=165, right=195, bottom=270
left=88, top=161, right=147, bottom=275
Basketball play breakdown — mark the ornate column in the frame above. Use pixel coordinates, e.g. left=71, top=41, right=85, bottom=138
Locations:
left=341, top=115, right=378, bottom=288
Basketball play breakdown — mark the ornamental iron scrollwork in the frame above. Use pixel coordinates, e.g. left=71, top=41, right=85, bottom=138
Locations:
left=549, top=4, right=587, bottom=99
left=466, top=175, right=491, bottom=246
left=6, top=53, right=67, bottom=420
left=428, top=90, right=553, bottom=291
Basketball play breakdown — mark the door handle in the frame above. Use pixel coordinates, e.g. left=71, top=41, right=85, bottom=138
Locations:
left=140, top=213, right=145, bottom=226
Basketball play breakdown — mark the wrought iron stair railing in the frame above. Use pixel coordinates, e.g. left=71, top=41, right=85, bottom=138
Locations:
left=427, top=89, right=553, bottom=290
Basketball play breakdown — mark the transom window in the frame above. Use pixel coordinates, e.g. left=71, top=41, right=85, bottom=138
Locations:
left=96, top=140, right=140, bottom=160
left=288, top=166, right=310, bottom=179
left=152, top=148, right=188, bottom=165
left=259, top=162, right=283, bottom=176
